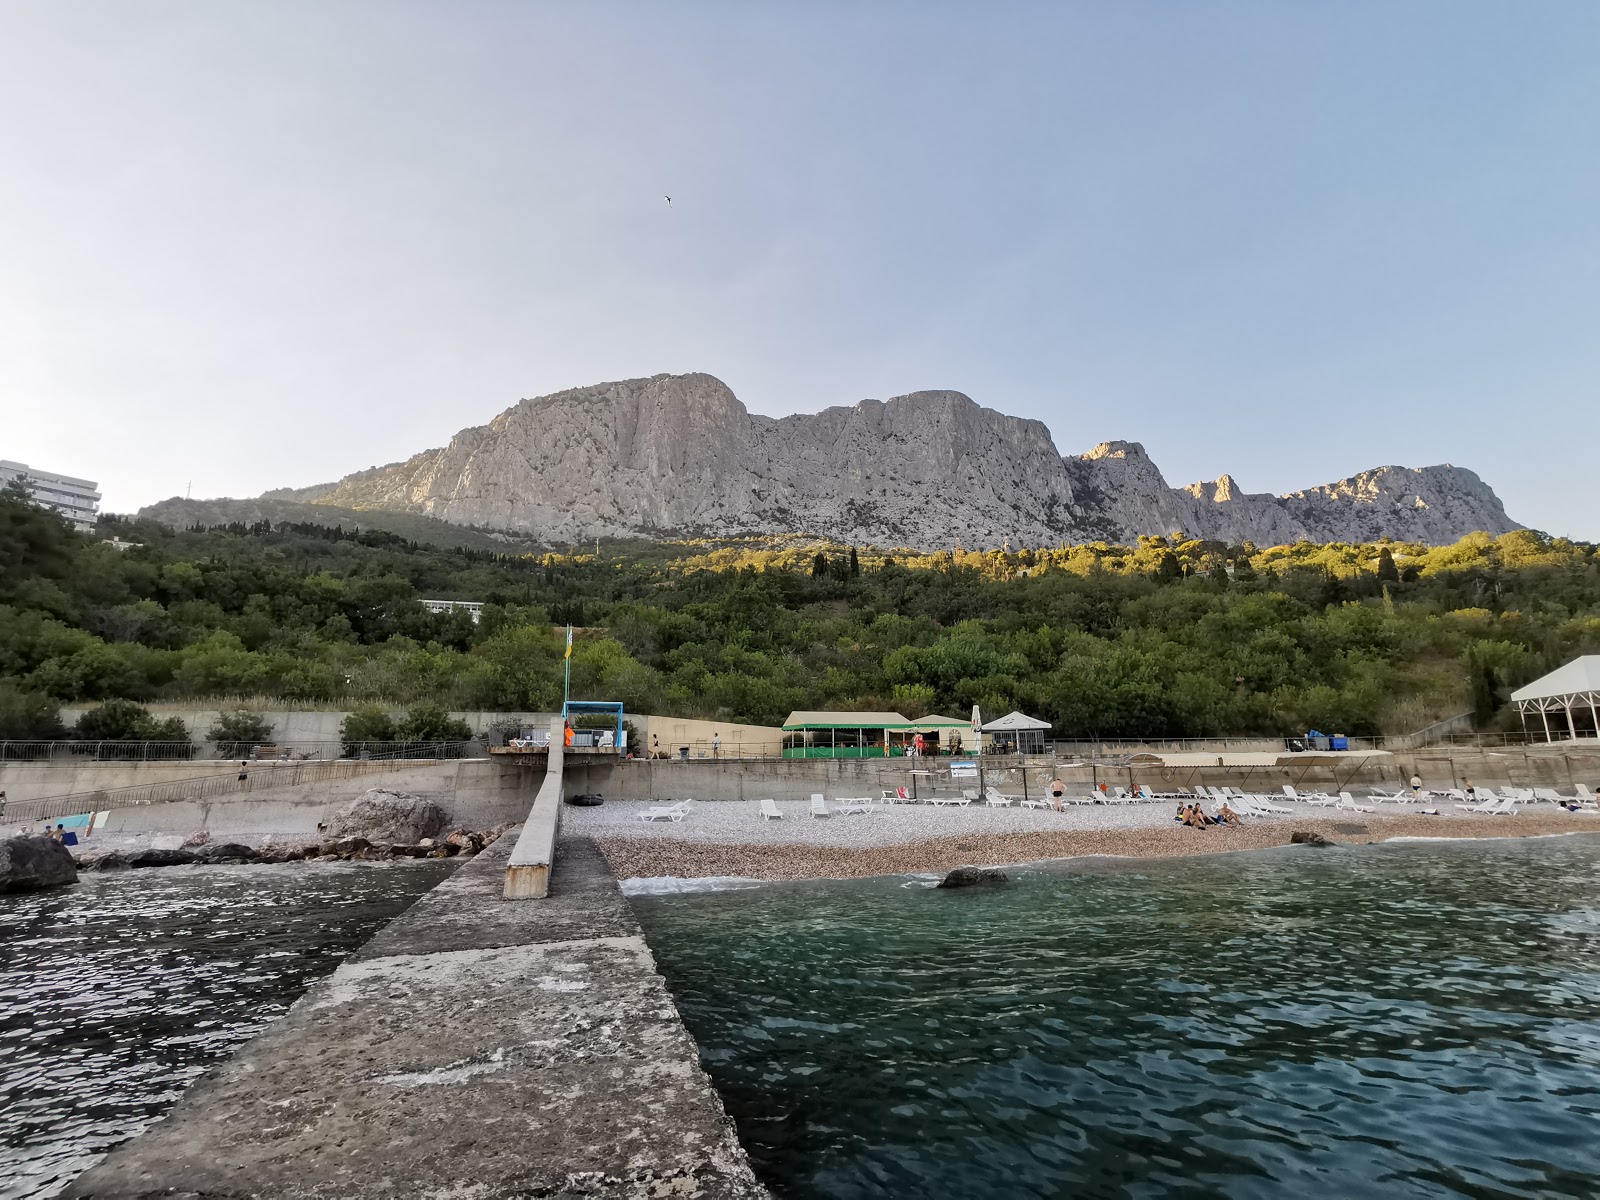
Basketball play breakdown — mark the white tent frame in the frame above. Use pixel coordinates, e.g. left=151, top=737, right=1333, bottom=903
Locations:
left=1511, top=656, right=1600, bottom=743
left=1515, top=689, right=1600, bottom=743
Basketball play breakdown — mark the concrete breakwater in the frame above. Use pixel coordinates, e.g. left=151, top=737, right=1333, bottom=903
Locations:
left=67, top=832, right=766, bottom=1198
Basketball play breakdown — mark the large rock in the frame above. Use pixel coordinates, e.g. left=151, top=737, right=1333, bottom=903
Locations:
left=326, top=791, right=449, bottom=845
left=128, top=848, right=198, bottom=868
left=0, top=836, right=79, bottom=891
left=936, top=866, right=1009, bottom=889
left=140, top=372, right=1521, bottom=549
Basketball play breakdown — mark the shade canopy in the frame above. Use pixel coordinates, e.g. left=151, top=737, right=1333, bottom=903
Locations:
left=1510, top=656, right=1600, bottom=743
left=1511, top=656, right=1600, bottom=705
left=981, top=711, right=1052, bottom=732
left=783, top=711, right=910, bottom=730
left=908, top=714, right=969, bottom=730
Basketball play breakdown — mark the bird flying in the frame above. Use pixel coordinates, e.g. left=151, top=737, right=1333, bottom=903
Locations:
left=664, top=195, right=672, bottom=207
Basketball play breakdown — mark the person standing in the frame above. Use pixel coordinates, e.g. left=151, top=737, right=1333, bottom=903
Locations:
left=1410, top=773, right=1423, bottom=797
left=237, top=761, right=249, bottom=790
left=712, top=733, right=721, bottom=759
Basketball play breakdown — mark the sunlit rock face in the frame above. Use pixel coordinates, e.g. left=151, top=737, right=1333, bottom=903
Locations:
left=187, top=373, right=1522, bottom=549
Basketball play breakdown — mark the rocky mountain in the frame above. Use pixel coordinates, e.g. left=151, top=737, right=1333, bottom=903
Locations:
left=145, top=372, right=1521, bottom=548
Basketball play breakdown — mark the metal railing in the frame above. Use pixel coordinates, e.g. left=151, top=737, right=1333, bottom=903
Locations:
left=0, top=751, right=475, bottom=826
left=0, top=739, right=488, bottom=763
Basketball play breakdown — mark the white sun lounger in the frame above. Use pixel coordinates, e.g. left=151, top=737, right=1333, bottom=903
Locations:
left=836, top=797, right=877, bottom=815
left=759, top=798, right=783, bottom=821
left=809, top=794, right=830, bottom=818
left=1337, top=792, right=1375, bottom=814
left=1283, top=785, right=1336, bottom=806
left=928, top=792, right=971, bottom=806
left=984, top=787, right=1017, bottom=807
left=641, top=799, right=693, bottom=822
left=1018, top=794, right=1052, bottom=810
left=1226, top=787, right=1291, bottom=813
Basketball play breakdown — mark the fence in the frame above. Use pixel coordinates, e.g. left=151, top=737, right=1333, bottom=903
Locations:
left=0, top=743, right=481, bottom=825
left=0, top=739, right=488, bottom=763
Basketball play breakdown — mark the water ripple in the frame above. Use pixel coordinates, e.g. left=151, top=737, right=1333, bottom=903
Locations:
left=0, top=861, right=452, bottom=1199
left=634, top=836, right=1600, bottom=1199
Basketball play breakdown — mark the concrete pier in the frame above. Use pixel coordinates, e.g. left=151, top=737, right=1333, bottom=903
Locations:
left=67, top=834, right=766, bottom=1199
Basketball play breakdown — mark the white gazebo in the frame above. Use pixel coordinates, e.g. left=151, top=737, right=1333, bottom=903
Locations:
left=1511, top=656, right=1600, bottom=743
left=980, top=710, right=1052, bottom=755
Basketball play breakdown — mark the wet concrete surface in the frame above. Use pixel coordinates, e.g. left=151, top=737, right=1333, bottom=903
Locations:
left=66, top=833, right=766, bottom=1199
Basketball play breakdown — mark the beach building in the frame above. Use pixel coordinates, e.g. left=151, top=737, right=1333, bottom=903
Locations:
left=0, top=459, right=101, bottom=531
left=906, top=714, right=971, bottom=755
left=1512, top=656, right=1600, bottom=743
left=981, top=710, right=1052, bottom=755
left=782, top=711, right=910, bottom=758
left=419, top=599, right=484, bottom=622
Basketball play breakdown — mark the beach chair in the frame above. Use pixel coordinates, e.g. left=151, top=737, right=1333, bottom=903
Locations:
left=640, top=799, right=693, bottom=822
left=879, top=787, right=911, bottom=805
left=984, top=787, right=1017, bottom=807
left=1228, top=787, right=1290, bottom=813
left=1018, top=794, right=1051, bottom=810
left=836, top=797, right=876, bottom=815
left=1282, top=785, right=1336, bottom=807
left=759, top=798, right=783, bottom=821
left=1455, top=795, right=1502, bottom=814
left=1368, top=785, right=1412, bottom=802
left=960, top=789, right=979, bottom=806
left=1533, top=788, right=1566, bottom=805
left=1576, top=784, right=1596, bottom=806
left=1337, top=792, right=1375, bottom=814
left=809, top=794, right=831, bottom=818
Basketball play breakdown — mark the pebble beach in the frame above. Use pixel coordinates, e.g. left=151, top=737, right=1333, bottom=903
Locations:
left=567, top=797, right=1600, bottom=882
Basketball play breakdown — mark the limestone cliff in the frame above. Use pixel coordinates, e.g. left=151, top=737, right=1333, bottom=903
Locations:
left=159, top=372, right=1519, bottom=548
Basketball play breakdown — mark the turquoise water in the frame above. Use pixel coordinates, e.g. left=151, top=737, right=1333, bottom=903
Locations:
left=631, top=837, right=1600, bottom=1199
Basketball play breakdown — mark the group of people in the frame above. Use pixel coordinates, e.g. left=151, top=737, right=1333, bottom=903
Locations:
left=1175, top=801, right=1241, bottom=829
left=15, top=822, right=80, bottom=845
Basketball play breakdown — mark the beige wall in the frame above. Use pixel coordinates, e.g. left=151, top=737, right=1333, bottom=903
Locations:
left=633, top=714, right=783, bottom=758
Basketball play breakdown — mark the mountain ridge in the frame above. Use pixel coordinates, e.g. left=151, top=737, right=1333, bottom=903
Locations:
left=146, top=372, right=1520, bottom=548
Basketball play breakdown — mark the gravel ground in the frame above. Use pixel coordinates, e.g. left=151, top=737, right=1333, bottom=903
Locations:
left=569, top=797, right=1600, bottom=882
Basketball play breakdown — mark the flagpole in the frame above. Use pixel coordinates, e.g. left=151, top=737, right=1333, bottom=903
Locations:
left=563, top=623, right=572, bottom=710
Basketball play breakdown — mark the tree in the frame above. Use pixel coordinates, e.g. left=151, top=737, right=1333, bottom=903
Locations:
left=395, top=703, right=474, bottom=745
left=0, top=683, right=65, bottom=743
left=340, top=705, right=396, bottom=754
left=811, top=553, right=828, bottom=579
left=849, top=547, right=861, bottom=577
left=1376, top=547, right=1400, bottom=583
left=71, top=700, right=191, bottom=757
left=1155, top=552, right=1181, bottom=583
left=207, top=709, right=276, bottom=756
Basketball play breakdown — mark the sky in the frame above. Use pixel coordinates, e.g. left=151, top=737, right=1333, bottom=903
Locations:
left=1, top=1, right=1596, bottom=538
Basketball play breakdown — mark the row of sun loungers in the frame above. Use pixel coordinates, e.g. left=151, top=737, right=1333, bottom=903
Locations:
left=644, top=783, right=1599, bottom=823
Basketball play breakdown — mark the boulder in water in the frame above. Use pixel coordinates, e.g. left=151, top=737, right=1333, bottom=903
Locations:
left=326, top=790, right=449, bottom=845
left=936, top=867, right=1009, bottom=889
left=193, top=843, right=260, bottom=864
left=1290, top=831, right=1332, bottom=847
left=0, top=836, right=79, bottom=891
left=128, top=848, right=198, bottom=868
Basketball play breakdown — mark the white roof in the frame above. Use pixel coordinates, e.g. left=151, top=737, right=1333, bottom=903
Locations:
left=980, top=710, right=1052, bottom=732
left=908, top=714, right=969, bottom=729
left=783, top=711, right=909, bottom=729
left=1511, top=656, right=1600, bottom=703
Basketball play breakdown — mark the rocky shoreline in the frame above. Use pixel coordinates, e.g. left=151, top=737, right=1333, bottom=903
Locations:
left=595, top=812, right=1600, bottom=883
left=73, top=823, right=512, bottom=872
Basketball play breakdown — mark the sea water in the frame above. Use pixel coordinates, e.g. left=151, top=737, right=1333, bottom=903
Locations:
left=0, top=860, right=453, bottom=1199
left=631, top=837, right=1600, bottom=1199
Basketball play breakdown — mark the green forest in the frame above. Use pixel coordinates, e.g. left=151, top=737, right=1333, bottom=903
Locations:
left=2, top=484, right=1597, bottom=741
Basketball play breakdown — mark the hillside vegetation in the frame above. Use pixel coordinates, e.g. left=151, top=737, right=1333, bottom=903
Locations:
left=2, top=486, right=1596, bottom=739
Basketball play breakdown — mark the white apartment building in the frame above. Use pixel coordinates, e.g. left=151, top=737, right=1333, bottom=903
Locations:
left=0, top=460, right=102, bottom=532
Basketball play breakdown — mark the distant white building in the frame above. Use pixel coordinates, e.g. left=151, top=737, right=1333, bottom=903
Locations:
left=420, top=599, right=484, bottom=622
left=0, top=460, right=101, bottom=532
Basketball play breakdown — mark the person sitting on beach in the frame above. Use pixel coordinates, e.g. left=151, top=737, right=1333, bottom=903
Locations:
left=1215, top=803, right=1241, bottom=826
left=1175, top=804, right=1188, bottom=823
left=55, top=823, right=79, bottom=846
left=1183, top=804, right=1210, bottom=829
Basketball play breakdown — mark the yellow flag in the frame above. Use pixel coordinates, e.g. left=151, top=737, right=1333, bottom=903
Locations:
left=564, top=624, right=573, bottom=659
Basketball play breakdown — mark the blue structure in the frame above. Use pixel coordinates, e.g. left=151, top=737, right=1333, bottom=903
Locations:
left=563, top=700, right=626, bottom=753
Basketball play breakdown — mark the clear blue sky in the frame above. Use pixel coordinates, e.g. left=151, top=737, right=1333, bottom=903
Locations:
left=2, top=2, right=1596, bottom=538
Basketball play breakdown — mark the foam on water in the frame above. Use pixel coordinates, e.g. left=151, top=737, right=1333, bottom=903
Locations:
left=619, top=875, right=766, bottom=896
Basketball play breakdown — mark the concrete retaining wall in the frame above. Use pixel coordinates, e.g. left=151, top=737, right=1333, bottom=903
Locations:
left=564, top=747, right=1600, bottom=803
left=78, top=760, right=541, bottom=838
